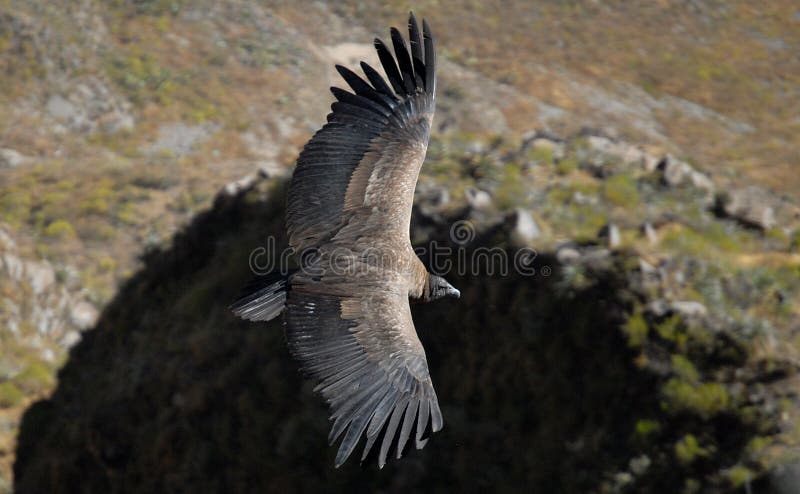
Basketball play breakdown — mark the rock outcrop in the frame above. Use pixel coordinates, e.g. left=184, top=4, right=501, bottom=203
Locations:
left=13, top=173, right=799, bottom=494
left=716, top=186, right=778, bottom=231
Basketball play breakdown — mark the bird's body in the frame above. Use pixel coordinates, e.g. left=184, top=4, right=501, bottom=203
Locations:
left=232, top=13, right=459, bottom=468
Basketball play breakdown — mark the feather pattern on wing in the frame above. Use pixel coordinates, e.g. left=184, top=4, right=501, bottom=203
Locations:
left=278, top=13, right=443, bottom=468
left=286, top=13, right=436, bottom=256
left=285, top=290, right=442, bottom=468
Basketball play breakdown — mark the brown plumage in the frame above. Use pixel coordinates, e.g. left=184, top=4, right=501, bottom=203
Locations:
left=231, top=13, right=460, bottom=468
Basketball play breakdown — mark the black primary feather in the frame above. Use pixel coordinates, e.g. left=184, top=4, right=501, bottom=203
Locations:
left=408, top=13, right=424, bottom=63
left=330, top=87, right=392, bottom=117
left=334, top=64, right=392, bottom=110
left=374, top=38, right=405, bottom=95
left=423, top=19, right=436, bottom=92
left=408, top=13, right=425, bottom=88
left=360, top=61, right=397, bottom=101
left=390, top=27, right=416, bottom=94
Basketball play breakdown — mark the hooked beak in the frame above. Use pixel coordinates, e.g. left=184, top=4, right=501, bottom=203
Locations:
left=444, top=282, right=461, bottom=299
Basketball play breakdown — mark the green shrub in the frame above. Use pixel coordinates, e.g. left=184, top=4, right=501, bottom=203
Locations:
left=80, top=197, right=110, bottom=215
left=634, top=419, right=661, bottom=438
left=80, top=223, right=117, bottom=242
left=527, top=146, right=553, bottom=165
left=661, top=226, right=741, bottom=258
left=725, top=465, right=755, bottom=488
left=555, top=156, right=579, bottom=175
left=130, top=166, right=181, bottom=190
left=765, top=227, right=787, bottom=243
left=674, top=434, right=710, bottom=464
left=603, top=173, right=640, bottom=208
left=623, top=313, right=649, bottom=347
left=494, top=163, right=527, bottom=210
left=98, top=256, right=117, bottom=272
left=671, top=354, right=700, bottom=383
left=704, top=223, right=742, bottom=252
left=43, top=220, right=76, bottom=239
left=114, top=204, right=139, bottom=225
left=790, top=229, right=800, bottom=251
left=13, top=362, right=54, bottom=393
left=661, top=378, right=730, bottom=419
left=0, top=382, right=24, bottom=408
left=106, top=52, right=173, bottom=104
left=0, top=186, right=33, bottom=226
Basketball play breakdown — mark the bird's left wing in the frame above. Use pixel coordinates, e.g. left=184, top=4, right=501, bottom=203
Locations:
left=285, top=286, right=443, bottom=468
left=287, top=13, right=436, bottom=254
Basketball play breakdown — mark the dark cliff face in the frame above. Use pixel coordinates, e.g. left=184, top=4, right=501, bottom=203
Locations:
left=10, top=180, right=775, bottom=493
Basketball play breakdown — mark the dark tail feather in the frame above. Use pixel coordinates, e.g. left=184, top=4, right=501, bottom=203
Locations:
left=230, top=270, right=297, bottom=322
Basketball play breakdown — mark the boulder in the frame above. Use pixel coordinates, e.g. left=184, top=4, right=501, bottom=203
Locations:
left=506, top=208, right=541, bottom=245
left=641, top=222, right=658, bottom=244
left=599, top=223, right=621, bottom=249
left=465, top=187, right=492, bottom=210
left=586, top=135, right=650, bottom=168
left=220, top=174, right=258, bottom=198
left=717, top=186, right=777, bottom=230
left=670, top=300, right=709, bottom=318
left=521, top=131, right=566, bottom=161
left=46, top=78, right=135, bottom=134
left=25, top=260, right=56, bottom=295
left=657, top=154, right=714, bottom=195
left=46, top=94, right=78, bottom=122
left=0, top=148, right=25, bottom=168
left=0, top=227, right=16, bottom=250
left=646, top=299, right=709, bottom=318
left=69, top=301, right=99, bottom=330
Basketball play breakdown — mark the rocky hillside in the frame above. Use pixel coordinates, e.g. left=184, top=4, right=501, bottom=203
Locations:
left=11, top=141, right=800, bottom=491
left=1, top=1, right=800, bottom=492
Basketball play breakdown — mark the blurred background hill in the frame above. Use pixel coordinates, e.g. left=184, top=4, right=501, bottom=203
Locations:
left=1, top=1, right=799, bottom=492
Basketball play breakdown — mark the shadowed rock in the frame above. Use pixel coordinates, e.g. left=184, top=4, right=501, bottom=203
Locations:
left=10, top=180, right=643, bottom=492
left=13, top=178, right=774, bottom=493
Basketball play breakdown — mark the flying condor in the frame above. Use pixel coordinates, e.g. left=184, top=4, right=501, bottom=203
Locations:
left=231, top=13, right=459, bottom=468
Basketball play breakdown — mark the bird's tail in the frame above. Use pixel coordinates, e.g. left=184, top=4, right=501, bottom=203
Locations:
left=230, top=269, right=297, bottom=322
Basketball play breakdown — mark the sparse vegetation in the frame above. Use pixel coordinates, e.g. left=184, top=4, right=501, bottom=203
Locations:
left=13, top=362, right=53, bottom=394
left=43, top=220, right=76, bottom=239
left=0, top=382, right=23, bottom=408
left=603, top=173, right=640, bottom=208
left=675, top=434, right=711, bottom=465
left=1, top=1, right=799, bottom=492
left=623, top=313, right=648, bottom=347
left=661, top=378, right=731, bottom=419
left=555, top=156, right=579, bottom=175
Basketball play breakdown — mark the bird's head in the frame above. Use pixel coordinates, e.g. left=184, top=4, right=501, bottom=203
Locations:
left=426, top=274, right=460, bottom=302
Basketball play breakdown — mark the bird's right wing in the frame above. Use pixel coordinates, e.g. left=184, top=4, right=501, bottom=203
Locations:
left=286, top=13, right=436, bottom=254
left=285, top=286, right=442, bottom=468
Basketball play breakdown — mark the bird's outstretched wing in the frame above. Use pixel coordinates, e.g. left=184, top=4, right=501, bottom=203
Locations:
left=281, top=14, right=442, bottom=468
left=286, top=13, right=436, bottom=255
left=285, top=287, right=442, bottom=468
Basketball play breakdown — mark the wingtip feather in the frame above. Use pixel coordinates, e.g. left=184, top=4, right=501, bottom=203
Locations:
left=390, top=26, right=416, bottom=93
